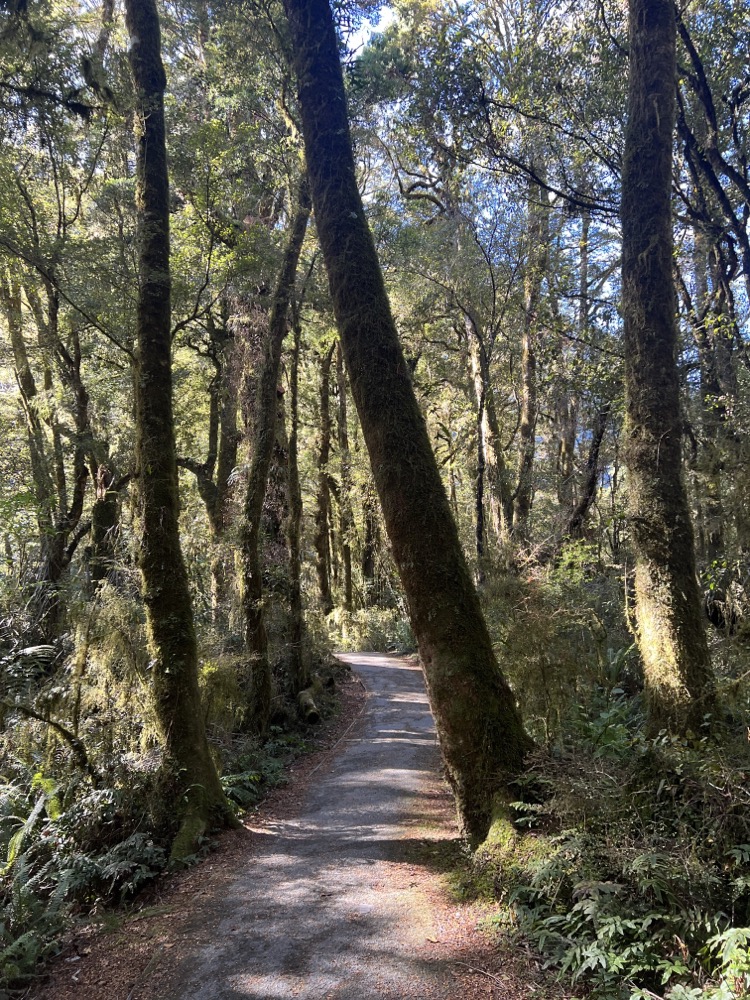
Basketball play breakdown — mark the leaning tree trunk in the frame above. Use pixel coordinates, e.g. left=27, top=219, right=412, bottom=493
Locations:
left=240, top=176, right=310, bottom=735
left=282, top=0, right=531, bottom=844
left=621, top=0, right=716, bottom=732
left=124, top=0, right=233, bottom=857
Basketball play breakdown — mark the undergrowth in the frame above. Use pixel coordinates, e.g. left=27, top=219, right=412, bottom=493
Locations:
left=0, top=588, right=345, bottom=996
left=456, top=686, right=750, bottom=999
left=461, top=547, right=750, bottom=999
left=324, top=605, right=415, bottom=654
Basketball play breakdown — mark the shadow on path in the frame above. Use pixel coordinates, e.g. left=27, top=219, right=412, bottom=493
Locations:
left=150, top=653, right=467, bottom=1000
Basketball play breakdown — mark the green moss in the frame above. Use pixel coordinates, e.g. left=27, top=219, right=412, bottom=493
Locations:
left=168, top=813, right=207, bottom=862
left=481, top=795, right=517, bottom=851
left=447, top=819, right=554, bottom=906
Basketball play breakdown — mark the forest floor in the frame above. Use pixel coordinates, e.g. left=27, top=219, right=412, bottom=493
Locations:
left=35, top=653, right=570, bottom=1000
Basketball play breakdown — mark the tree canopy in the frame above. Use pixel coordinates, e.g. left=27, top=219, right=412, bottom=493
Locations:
left=1, top=0, right=750, bottom=995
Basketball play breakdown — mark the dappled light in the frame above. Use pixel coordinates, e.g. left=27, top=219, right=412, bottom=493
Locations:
left=2, top=0, right=750, bottom=996
left=132, top=654, right=472, bottom=999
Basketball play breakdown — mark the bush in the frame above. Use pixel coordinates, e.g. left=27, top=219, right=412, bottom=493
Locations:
left=327, top=606, right=415, bottom=653
left=480, top=547, right=634, bottom=745
left=0, top=771, right=168, bottom=990
left=470, top=691, right=750, bottom=999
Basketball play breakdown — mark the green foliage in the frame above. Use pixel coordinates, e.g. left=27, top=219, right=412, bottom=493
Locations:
left=220, top=728, right=307, bottom=813
left=466, top=696, right=750, bottom=999
left=482, top=548, right=634, bottom=746
left=0, top=772, right=169, bottom=989
left=327, top=607, right=415, bottom=654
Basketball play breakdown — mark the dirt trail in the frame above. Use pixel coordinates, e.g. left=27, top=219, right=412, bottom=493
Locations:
left=149, top=652, right=463, bottom=999
left=38, top=653, right=564, bottom=1000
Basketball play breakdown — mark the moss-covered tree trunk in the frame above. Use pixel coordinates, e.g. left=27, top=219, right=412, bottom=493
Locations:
left=466, top=321, right=513, bottom=542
left=361, top=479, right=380, bottom=606
left=513, top=176, right=548, bottom=544
left=564, top=403, right=610, bottom=541
left=205, top=314, right=240, bottom=613
left=282, top=0, right=531, bottom=843
left=691, top=233, right=735, bottom=626
left=313, top=343, right=335, bottom=615
left=335, top=343, right=354, bottom=612
left=286, top=309, right=308, bottom=691
left=90, top=466, right=120, bottom=586
left=124, top=0, right=233, bottom=857
left=0, top=273, right=79, bottom=642
left=178, top=312, right=239, bottom=617
left=622, top=0, right=716, bottom=732
left=240, top=176, right=310, bottom=734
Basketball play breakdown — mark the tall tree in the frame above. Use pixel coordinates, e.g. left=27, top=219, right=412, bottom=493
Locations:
left=313, top=341, right=335, bottom=616
left=335, top=342, right=354, bottom=612
left=285, top=304, right=308, bottom=690
left=282, top=0, right=531, bottom=843
left=124, top=0, right=233, bottom=855
left=240, top=175, right=310, bottom=733
left=621, top=0, right=716, bottom=732
left=513, top=175, right=549, bottom=543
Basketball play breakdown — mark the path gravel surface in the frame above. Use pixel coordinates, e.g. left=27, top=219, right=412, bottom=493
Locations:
left=38, top=653, right=564, bottom=1000
left=154, top=652, right=464, bottom=999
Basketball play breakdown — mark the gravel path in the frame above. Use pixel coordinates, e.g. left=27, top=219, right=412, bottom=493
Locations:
left=155, top=652, right=464, bottom=999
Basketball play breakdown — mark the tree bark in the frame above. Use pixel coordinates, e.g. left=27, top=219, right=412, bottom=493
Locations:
left=565, top=403, right=611, bottom=541
left=286, top=309, right=308, bottom=690
left=314, top=342, right=335, bottom=615
left=1, top=273, right=69, bottom=641
left=90, top=466, right=119, bottom=586
left=124, top=0, right=233, bottom=857
left=361, top=478, right=380, bottom=606
left=336, top=342, right=354, bottom=612
left=466, top=319, right=514, bottom=543
left=555, top=207, right=589, bottom=511
left=513, top=176, right=549, bottom=544
left=240, top=176, right=310, bottom=734
left=621, top=0, right=716, bottom=732
left=178, top=311, right=239, bottom=616
left=282, top=0, right=531, bottom=843
left=692, top=234, right=725, bottom=570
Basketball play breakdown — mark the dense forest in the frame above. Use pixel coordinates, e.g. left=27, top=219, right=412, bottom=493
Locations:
left=1, top=0, right=750, bottom=995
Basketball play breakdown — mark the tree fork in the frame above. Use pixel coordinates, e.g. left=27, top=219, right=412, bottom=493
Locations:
left=282, top=0, right=531, bottom=843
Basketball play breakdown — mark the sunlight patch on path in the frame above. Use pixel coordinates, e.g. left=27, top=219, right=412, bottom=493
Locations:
left=152, top=653, right=459, bottom=1000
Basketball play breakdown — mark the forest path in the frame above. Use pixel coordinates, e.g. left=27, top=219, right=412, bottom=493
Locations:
left=39, top=653, right=563, bottom=1000
left=146, top=652, right=471, bottom=999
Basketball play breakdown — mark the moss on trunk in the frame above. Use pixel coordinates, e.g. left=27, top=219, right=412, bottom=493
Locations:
left=313, top=343, right=335, bottom=616
left=282, top=0, right=531, bottom=843
left=124, top=0, right=235, bottom=857
left=286, top=311, right=308, bottom=691
left=621, top=0, right=716, bottom=733
left=240, top=176, right=310, bottom=734
left=336, top=343, right=354, bottom=612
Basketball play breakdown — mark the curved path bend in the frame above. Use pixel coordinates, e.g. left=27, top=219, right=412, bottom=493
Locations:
left=156, top=652, right=464, bottom=999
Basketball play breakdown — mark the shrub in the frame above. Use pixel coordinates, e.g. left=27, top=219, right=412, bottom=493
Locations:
left=472, top=696, right=750, bottom=999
